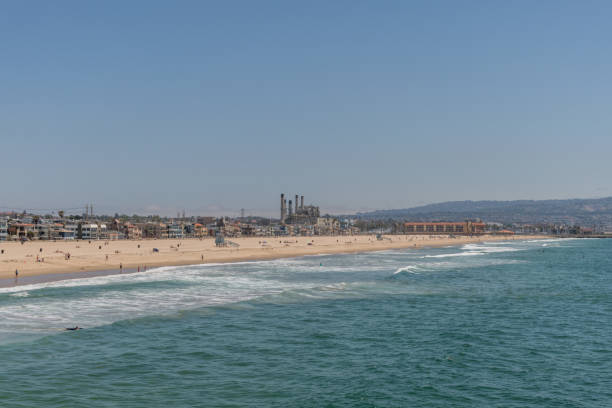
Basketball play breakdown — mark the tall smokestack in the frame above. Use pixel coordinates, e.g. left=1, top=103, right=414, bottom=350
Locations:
left=301, top=195, right=304, bottom=209
left=295, top=195, right=299, bottom=213
left=288, top=200, right=293, bottom=218
left=280, top=194, right=286, bottom=223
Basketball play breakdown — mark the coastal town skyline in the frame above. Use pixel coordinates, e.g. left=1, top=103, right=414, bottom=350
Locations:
left=4, top=194, right=612, bottom=220
left=2, top=192, right=606, bottom=245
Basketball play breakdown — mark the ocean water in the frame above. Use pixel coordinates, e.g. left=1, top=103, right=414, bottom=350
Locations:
left=0, top=239, right=610, bottom=407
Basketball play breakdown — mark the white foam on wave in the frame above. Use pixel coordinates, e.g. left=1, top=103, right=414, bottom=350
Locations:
left=0, top=263, right=314, bottom=341
left=423, top=251, right=484, bottom=258
left=461, top=244, right=520, bottom=253
left=394, top=265, right=420, bottom=274
left=0, top=258, right=292, bottom=296
left=0, top=266, right=170, bottom=295
left=395, top=257, right=523, bottom=275
left=0, top=255, right=382, bottom=343
left=0, top=243, right=537, bottom=343
left=525, top=238, right=577, bottom=243
left=318, top=282, right=348, bottom=291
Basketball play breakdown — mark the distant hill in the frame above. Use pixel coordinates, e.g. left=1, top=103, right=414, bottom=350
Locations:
left=355, top=197, right=612, bottom=226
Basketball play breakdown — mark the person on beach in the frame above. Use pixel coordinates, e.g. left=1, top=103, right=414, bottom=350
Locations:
left=15, top=269, right=18, bottom=278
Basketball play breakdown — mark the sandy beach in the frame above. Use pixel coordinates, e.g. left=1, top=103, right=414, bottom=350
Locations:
left=0, top=234, right=550, bottom=280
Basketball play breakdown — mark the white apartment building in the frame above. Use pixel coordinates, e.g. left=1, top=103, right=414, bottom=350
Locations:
left=0, top=218, right=8, bottom=241
left=79, top=223, right=108, bottom=240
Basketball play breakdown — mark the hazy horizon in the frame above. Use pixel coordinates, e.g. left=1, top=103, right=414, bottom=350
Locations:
left=3, top=1, right=612, bottom=216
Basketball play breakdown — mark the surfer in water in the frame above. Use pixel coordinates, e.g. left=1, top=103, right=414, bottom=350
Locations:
left=65, top=326, right=82, bottom=331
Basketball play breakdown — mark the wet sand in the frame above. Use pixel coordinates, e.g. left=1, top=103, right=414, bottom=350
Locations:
left=0, top=268, right=142, bottom=288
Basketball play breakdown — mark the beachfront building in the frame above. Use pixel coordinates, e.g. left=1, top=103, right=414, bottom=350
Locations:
left=34, top=222, right=57, bottom=240
left=78, top=223, right=108, bottom=240
left=78, top=223, right=95, bottom=240
left=183, top=222, right=208, bottom=238
left=124, top=223, right=142, bottom=240
left=239, top=223, right=257, bottom=236
left=338, top=218, right=360, bottom=235
left=138, top=222, right=168, bottom=239
left=60, top=223, right=78, bottom=240
left=167, top=223, right=184, bottom=239
left=1, top=219, right=77, bottom=241
left=402, top=221, right=485, bottom=235
left=316, top=217, right=340, bottom=235
left=8, top=223, right=37, bottom=240
left=291, top=224, right=311, bottom=236
left=0, top=218, right=8, bottom=241
left=192, top=223, right=207, bottom=238
left=183, top=223, right=196, bottom=238
left=111, top=220, right=142, bottom=240
left=33, top=222, right=78, bottom=240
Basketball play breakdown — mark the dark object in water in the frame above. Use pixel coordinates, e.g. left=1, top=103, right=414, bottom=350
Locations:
left=65, top=326, right=82, bottom=331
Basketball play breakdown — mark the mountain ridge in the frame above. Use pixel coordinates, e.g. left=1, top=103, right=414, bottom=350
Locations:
left=354, top=197, right=612, bottom=225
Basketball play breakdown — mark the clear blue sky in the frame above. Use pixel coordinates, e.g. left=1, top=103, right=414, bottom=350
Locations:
left=2, top=1, right=611, bottom=216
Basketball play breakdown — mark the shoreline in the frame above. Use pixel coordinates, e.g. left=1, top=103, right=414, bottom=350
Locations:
left=0, top=234, right=552, bottom=287
left=0, top=268, right=142, bottom=288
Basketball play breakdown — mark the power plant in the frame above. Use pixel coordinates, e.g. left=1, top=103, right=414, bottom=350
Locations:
left=280, top=193, right=320, bottom=224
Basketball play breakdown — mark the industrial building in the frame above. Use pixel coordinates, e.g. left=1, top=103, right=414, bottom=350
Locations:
left=280, top=193, right=320, bottom=224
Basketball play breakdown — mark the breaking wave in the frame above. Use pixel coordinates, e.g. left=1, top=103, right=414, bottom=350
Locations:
left=0, top=238, right=561, bottom=344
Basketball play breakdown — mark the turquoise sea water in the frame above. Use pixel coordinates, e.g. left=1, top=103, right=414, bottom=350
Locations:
left=0, top=238, right=610, bottom=407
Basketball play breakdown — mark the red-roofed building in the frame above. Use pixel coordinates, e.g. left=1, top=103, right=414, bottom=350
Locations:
left=402, top=221, right=485, bottom=235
